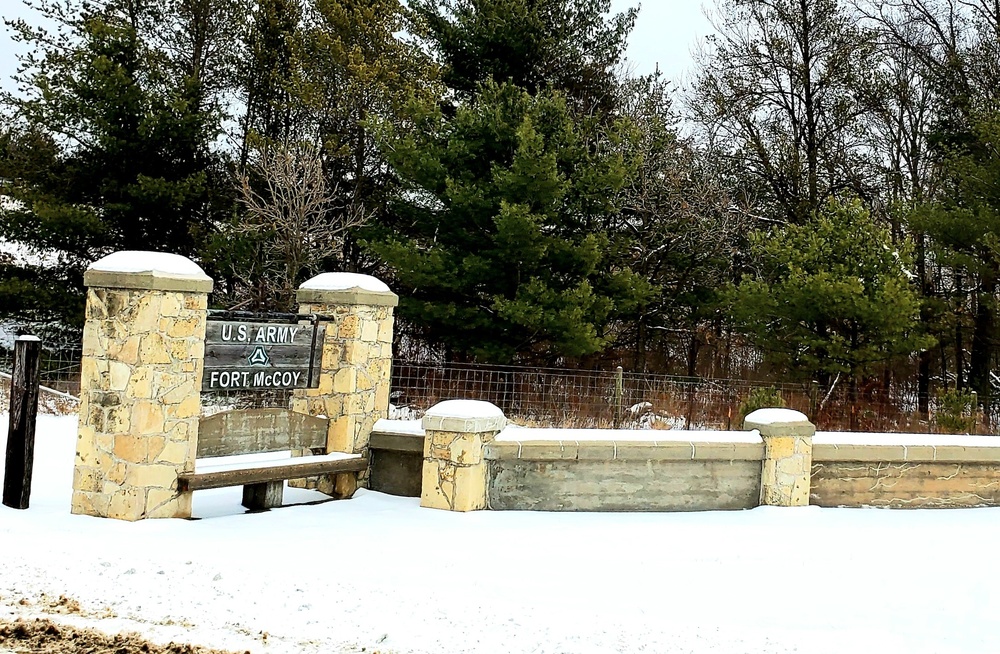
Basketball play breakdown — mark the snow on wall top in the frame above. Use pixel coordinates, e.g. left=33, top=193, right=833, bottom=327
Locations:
left=496, top=425, right=763, bottom=444
left=88, top=251, right=209, bottom=277
left=300, top=272, right=390, bottom=293
left=743, top=408, right=810, bottom=424
left=424, top=399, right=504, bottom=419
left=815, top=431, right=1000, bottom=448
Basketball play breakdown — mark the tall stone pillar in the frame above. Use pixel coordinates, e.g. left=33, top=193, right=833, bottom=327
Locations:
left=744, top=408, right=815, bottom=507
left=71, top=252, right=212, bottom=520
left=421, top=400, right=507, bottom=512
left=291, top=273, right=397, bottom=496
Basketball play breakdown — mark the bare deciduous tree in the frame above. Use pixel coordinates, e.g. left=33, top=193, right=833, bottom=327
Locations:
left=235, top=141, right=368, bottom=310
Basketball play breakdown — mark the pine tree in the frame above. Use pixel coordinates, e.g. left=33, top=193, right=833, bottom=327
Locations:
left=0, top=0, right=234, bottom=328
left=729, top=200, right=929, bottom=396
left=411, top=0, right=635, bottom=115
left=368, top=81, right=652, bottom=363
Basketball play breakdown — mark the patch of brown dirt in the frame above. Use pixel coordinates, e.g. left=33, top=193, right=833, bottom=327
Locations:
left=0, top=618, right=248, bottom=654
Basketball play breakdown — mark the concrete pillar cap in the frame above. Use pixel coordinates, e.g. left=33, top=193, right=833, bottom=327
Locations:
left=84, top=251, right=213, bottom=293
left=297, top=272, right=398, bottom=307
left=422, top=400, right=507, bottom=433
left=744, top=408, right=815, bottom=438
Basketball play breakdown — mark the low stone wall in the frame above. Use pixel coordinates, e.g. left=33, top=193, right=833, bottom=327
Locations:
left=485, top=431, right=763, bottom=511
left=811, top=433, right=1000, bottom=508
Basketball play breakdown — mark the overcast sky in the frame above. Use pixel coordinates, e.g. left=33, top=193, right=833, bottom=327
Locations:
left=0, top=1, right=713, bottom=97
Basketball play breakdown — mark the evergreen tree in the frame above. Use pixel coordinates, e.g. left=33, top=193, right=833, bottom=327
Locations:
left=0, top=0, right=234, bottom=328
left=729, top=200, right=928, bottom=397
left=411, top=0, right=635, bottom=115
left=368, top=81, right=652, bottom=363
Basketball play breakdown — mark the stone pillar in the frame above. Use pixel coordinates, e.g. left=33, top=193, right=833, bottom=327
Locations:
left=421, top=400, right=506, bottom=512
left=744, top=408, right=815, bottom=507
left=291, top=273, right=397, bottom=496
left=72, top=252, right=212, bottom=520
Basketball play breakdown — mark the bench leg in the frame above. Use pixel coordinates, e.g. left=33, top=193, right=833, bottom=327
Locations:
left=242, top=481, right=283, bottom=511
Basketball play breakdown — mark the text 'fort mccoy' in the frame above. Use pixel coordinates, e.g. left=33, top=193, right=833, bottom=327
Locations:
left=207, top=370, right=303, bottom=389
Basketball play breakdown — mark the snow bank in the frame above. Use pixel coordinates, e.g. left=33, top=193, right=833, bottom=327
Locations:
left=424, top=399, right=504, bottom=420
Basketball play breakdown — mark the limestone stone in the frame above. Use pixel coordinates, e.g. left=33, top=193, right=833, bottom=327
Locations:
left=156, top=440, right=191, bottom=466
left=360, top=320, right=378, bottom=342
left=126, top=463, right=179, bottom=489
left=113, top=434, right=148, bottom=463
left=139, top=333, right=172, bottom=365
left=106, top=487, right=145, bottom=521
left=108, top=361, right=131, bottom=391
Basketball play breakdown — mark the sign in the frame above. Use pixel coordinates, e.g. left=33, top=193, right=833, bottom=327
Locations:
left=202, top=320, right=322, bottom=391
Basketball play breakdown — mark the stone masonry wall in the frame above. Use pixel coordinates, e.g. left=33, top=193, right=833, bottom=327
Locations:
left=291, top=302, right=393, bottom=460
left=72, top=287, right=206, bottom=520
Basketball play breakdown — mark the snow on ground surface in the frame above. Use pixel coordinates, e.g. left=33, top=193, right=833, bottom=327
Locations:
left=299, top=272, right=390, bottom=293
left=3, top=414, right=1000, bottom=654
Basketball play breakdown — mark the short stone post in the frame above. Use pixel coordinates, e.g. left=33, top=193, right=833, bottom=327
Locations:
left=72, top=252, right=212, bottom=520
left=292, top=273, right=397, bottom=497
left=744, top=408, right=815, bottom=507
left=421, top=400, right=506, bottom=512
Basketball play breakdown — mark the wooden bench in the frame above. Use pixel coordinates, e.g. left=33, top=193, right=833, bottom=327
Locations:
left=177, top=408, right=368, bottom=511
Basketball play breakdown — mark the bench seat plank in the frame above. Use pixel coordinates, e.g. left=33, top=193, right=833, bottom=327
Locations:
left=178, top=454, right=368, bottom=491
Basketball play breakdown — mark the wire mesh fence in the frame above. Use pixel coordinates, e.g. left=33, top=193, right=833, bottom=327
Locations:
left=0, top=342, right=991, bottom=434
left=389, top=361, right=979, bottom=434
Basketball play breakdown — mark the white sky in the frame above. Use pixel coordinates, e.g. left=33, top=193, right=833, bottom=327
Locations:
left=0, top=1, right=712, bottom=97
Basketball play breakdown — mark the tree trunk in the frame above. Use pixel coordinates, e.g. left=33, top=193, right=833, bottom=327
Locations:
left=969, top=275, right=996, bottom=426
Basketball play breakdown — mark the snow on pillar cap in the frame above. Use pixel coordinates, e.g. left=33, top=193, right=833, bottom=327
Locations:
left=743, top=408, right=815, bottom=438
left=296, top=272, right=398, bottom=307
left=422, top=400, right=507, bottom=433
left=84, top=251, right=213, bottom=293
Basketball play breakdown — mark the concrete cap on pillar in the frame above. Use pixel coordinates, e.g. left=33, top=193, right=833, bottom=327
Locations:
left=422, top=400, right=507, bottom=433
left=83, top=251, right=213, bottom=293
left=297, top=272, right=399, bottom=307
left=744, top=408, right=815, bottom=438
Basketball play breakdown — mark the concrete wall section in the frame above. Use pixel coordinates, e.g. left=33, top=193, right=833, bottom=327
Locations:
left=811, top=435, right=1000, bottom=508
left=486, top=439, right=763, bottom=512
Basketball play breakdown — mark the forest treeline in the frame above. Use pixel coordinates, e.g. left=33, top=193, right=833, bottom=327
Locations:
left=1, top=0, right=999, bottom=419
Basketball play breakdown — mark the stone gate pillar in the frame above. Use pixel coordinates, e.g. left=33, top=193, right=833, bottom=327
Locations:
left=71, top=252, right=212, bottom=520
left=421, top=400, right=507, bottom=512
left=744, top=408, right=815, bottom=507
left=291, top=273, right=397, bottom=496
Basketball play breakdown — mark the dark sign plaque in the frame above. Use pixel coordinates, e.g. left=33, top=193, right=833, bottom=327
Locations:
left=202, top=320, right=323, bottom=391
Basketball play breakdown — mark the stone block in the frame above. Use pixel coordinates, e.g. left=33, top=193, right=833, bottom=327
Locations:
left=420, top=460, right=488, bottom=512
left=377, top=318, right=393, bottom=343
left=360, top=320, right=379, bottom=343
left=132, top=400, right=165, bottom=434
left=125, top=463, right=179, bottom=489
left=106, top=487, right=145, bottom=521
left=339, top=315, right=360, bottom=339
left=73, top=467, right=103, bottom=493
left=139, top=333, right=172, bottom=365
left=113, top=434, right=148, bottom=463
left=108, top=361, right=131, bottom=391
left=125, top=368, right=152, bottom=399
left=333, top=367, right=357, bottom=394
left=171, top=395, right=201, bottom=419
left=156, top=439, right=191, bottom=466
left=428, top=431, right=484, bottom=465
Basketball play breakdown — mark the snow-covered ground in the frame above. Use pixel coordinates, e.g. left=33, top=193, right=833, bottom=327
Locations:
left=2, top=414, right=1000, bottom=654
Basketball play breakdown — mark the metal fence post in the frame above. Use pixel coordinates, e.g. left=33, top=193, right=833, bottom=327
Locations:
left=613, top=366, right=624, bottom=429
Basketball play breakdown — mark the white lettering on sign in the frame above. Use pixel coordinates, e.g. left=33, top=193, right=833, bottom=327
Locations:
left=207, top=370, right=302, bottom=389
left=218, top=323, right=300, bottom=344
